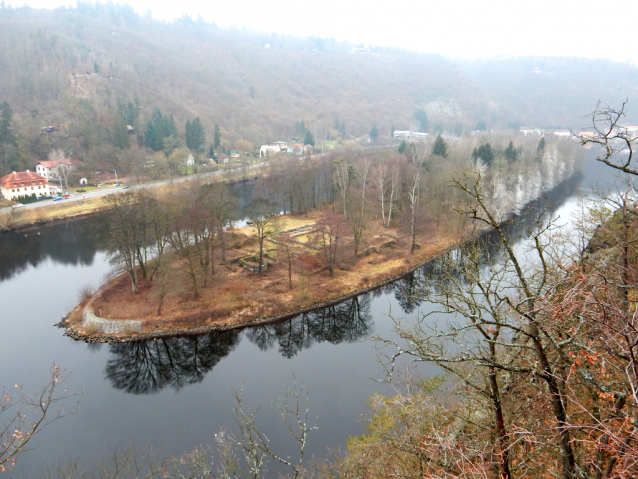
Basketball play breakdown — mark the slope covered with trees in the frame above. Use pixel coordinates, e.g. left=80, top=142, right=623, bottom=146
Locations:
left=0, top=2, right=636, bottom=179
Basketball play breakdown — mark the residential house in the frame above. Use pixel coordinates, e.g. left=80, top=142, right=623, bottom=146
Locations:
left=35, top=159, right=72, bottom=180
left=0, top=170, right=51, bottom=201
left=181, top=153, right=195, bottom=167
left=229, top=150, right=240, bottom=160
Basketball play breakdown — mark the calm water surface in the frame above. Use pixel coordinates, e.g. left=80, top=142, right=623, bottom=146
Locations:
left=0, top=152, right=619, bottom=476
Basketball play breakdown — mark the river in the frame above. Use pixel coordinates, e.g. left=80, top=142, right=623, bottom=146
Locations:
left=0, top=150, right=620, bottom=476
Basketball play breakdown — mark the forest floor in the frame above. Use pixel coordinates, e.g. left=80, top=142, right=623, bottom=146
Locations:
left=68, top=208, right=467, bottom=339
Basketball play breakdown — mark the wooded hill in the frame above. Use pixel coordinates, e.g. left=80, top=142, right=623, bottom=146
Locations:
left=0, top=2, right=636, bottom=177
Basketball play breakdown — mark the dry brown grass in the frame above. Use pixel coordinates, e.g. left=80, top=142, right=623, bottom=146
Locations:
left=82, top=322, right=102, bottom=335
left=89, top=213, right=469, bottom=333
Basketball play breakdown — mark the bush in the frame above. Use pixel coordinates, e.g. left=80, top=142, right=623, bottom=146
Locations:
left=77, top=284, right=95, bottom=303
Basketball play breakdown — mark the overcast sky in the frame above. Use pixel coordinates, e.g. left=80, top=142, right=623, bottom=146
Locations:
left=14, top=0, right=638, bottom=63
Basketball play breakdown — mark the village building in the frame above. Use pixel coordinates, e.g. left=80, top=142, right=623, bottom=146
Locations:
left=0, top=170, right=51, bottom=201
left=552, top=129, right=572, bottom=138
left=35, top=158, right=72, bottom=180
left=393, top=130, right=428, bottom=140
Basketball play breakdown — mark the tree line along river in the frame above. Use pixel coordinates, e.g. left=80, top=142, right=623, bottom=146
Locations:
left=0, top=151, right=616, bottom=476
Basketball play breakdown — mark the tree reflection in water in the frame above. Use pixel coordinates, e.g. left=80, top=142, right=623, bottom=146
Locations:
left=104, top=296, right=373, bottom=394
left=246, top=294, right=373, bottom=358
left=105, top=332, right=240, bottom=394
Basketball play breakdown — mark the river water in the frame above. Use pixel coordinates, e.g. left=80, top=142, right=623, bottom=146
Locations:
left=0, top=151, right=620, bottom=476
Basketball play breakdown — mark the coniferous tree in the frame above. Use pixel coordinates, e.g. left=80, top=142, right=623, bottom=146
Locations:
left=113, top=113, right=130, bottom=150
left=432, top=135, right=448, bottom=158
left=504, top=140, right=519, bottom=163
left=398, top=139, right=407, bottom=154
left=304, top=131, right=315, bottom=146
left=370, top=124, right=378, bottom=140
left=185, top=119, right=192, bottom=148
left=536, top=137, right=546, bottom=161
left=472, top=142, right=494, bottom=166
left=214, top=124, right=221, bottom=149
left=414, top=108, right=428, bottom=132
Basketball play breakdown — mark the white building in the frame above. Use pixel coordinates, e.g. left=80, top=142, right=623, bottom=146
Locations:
left=0, top=170, right=51, bottom=201
left=393, top=130, right=428, bottom=140
left=35, top=159, right=72, bottom=180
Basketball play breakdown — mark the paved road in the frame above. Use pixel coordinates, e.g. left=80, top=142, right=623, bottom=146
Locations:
left=0, top=164, right=256, bottom=215
left=0, top=142, right=398, bottom=215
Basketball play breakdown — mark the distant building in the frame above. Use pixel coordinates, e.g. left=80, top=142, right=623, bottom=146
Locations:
left=0, top=170, right=51, bottom=201
left=181, top=153, right=195, bottom=166
left=553, top=130, right=572, bottom=138
left=35, top=159, right=72, bottom=180
left=393, top=130, right=428, bottom=140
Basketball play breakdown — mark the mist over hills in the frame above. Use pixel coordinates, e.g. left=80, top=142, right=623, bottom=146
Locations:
left=0, top=2, right=636, bottom=175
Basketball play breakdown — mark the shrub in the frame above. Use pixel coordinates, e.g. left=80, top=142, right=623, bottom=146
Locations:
left=77, top=284, right=95, bottom=303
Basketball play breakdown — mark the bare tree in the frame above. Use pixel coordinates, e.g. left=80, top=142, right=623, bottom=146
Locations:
left=312, top=211, right=344, bottom=277
left=333, top=158, right=350, bottom=218
left=249, top=202, right=280, bottom=274
left=579, top=100, right=638, bottom=177
left=373, top=161, right=400, bottom=228
left=1, top=365, right=78, bottom=468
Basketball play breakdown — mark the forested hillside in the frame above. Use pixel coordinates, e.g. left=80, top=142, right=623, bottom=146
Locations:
left=0, top=2, right=636, bottom=178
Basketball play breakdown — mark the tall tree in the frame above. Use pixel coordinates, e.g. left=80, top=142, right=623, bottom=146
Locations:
left=248, top=202, right=279, bottom=273
left=214, top=124, right=221, bottom=149
left=414, top=108, right=428, bottom=132
left=432, top=135, right=448, bottom=158
left=504, top=140, right=519, bottom=163
left=303, top=131, right=315, bottom=146
left=472, top=142, right=494, bottom=166
left=369, top=124, right=378, bottom=140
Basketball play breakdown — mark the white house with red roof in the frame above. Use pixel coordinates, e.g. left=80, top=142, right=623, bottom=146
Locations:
left=0, top=170, right=51, bottom=201
left=35, top=158, right=72, bottom=180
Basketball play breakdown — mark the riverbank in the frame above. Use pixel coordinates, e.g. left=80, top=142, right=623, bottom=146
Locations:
left=63, top=210, right=471, bottom=343
left=0, top=195, right=109, bottom=232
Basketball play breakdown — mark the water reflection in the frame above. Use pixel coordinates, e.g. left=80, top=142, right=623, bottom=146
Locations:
left=104, top=296, right=372, bottom=394
left=0, top=215, right=108, bottom=282
left=393, top=172, right=582, bottom=311
left=105, top=331, right=241, bottom=394
left=246, top=295, right=373, bottom=358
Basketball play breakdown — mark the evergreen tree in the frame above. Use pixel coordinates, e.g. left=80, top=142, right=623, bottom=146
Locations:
left=113, top=113, right=130, bottom=150
left=536, top=137, right=546, bottom=162
left=190, top=118, right=205, bottom=151
left=390, top=124, right=395, bottom=137
left=432, top=134, right=448, bottom=158
left=472, top=142, right=494, bottom=166
left=208, top=145, right=215, bottom=160
left=504, top=141, right=519, bottom=163
left=304, top=131, right=315, bottom=146
left=185, top=119, right=192, bottom=148
left=214, top=124, right=221, bottom=148
left=475, top=120, right=487, bottom=131
left=398, top=139, right=407, bottom=154
left=414, top=108, right=428, bottom=132
left=145, top=119, right=159, bottom=151
left=370, top=124, right=378, bottom=139
left=0, top=101, right=15, bottom=146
